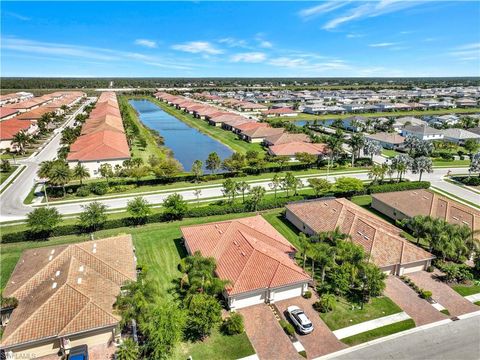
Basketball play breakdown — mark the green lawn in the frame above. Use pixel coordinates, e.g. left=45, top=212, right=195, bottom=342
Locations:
left=381, top=149, right=401, bottom=158
left=341, top=319, right=415, bottom=346
left=135, top=96, right=265, bottom=154
left=319, top=297, right=402, bottom=331
left=172, top=328, right=255, bottom=360
left=262, top=211, right=302, bottom=248
left=451, top=284, right=480, bottom=297
left=474, top=301, right=480, bottom=306
left=0, top=166, right=19, bottom=185
left=432, top=159, right=471, bottom=167
left=118, top=96, right=167, bottom=162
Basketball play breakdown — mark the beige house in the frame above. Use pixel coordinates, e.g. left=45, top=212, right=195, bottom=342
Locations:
left=285, top=198, right=434, bottom=275
left=0, top=235, right=137, bottom=359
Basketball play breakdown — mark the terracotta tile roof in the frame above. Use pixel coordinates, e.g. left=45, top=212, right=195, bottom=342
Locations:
left=1, top=235, right=136, bottom=348
left=286, top=198, right=434, bottom=268
left=372, top=190, right=480, bottom=231
left=242, top=127, right=285, bottom=139
left=264, top=133, right=311, bottom=146
left=0, top=119, right=34, bottom=140
left=365, top=132, right=405, bottom=144
left=16, top=107, right=54, bottom=120
left=264, top=107, right=297, bottom=115
left=67, top=92, right=130, bottom=162
left=209, top=114, right=246, bottom=124
left=181, top=215, right=311, bottom=295
left=233, top=122, right=269, bottom=132
left=0, top=108, right=19, bottom=119
left=269, top=142, right=328, bottom=156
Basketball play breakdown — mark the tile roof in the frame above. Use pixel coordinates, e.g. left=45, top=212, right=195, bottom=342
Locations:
left=286, top=198, right=434, bottom=268
left=181, top=215, right=311, bottom=295
left=1, top=235, right=136, bottom=348
left=233, top=122, right=269, bottom=132
left=264, top=107, right=297, bottom=115
left=365, top=132, right=405, bottom=144
left=241, top=126, right=285, bottom=139
left=269, top=142, right=328, bottom=156
left=372, top=189, right=480, bottom=231
left=264, top=132, right=311, bottom=146
left=403, top=125, right=443, bottom=135
left=0, top=108, right=19, bottom=119
left=0, top=119, right=34, bottom=140
left=67, top=92, right=130, bottom=162
left=441, top=128, right=480, bottom=140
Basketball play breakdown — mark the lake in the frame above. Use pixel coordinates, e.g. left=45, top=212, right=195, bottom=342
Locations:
left=129, top=99, right=233, bottom=171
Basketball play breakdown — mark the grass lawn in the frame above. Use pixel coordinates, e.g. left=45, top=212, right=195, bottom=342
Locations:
left=381, top=149, right=401, bottom=158
left=118, top=96, right=167, bottom=162
left=474, top=301, right=480, bottom=306
left=263, top=211, right=301, bottom=248
left=451, top=284, right=480, bottom=297
left=0, top=165, right=18, bottom=185
left=432, top=159, right=471, bottom=167
left=440, top=309, right=450, bottom=315
left=172, top=328, right=255, bottom=360
left=319, top=297, right=402, bottom=331
left=135, top=96, right=265, bottom=154
left=341, top=319, right=415, bottom=346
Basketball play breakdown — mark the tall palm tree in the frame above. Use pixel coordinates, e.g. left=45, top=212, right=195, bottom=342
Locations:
left=11, top=131, right=31, bottom=154
left=326, top=135, right=343, bottom=166
left=38, top=160, right=55, bottom=180
left=412, top=156, right=433, bottom=181
left=348, top=133, right=365, bottom=166
left=297, top=233, right=310, bottom=270
left=314, top=242, right=335, bottom=284
left=72, top=163, right=90, bottom=185
left=48, top=162, right=71, bottom=197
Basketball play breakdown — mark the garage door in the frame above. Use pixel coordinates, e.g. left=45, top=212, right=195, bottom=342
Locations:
left=231, top=291, right=266, bottom=309
left=402, top=261, right=427, bottom=274
left=272, top=284, right=304, bottom=302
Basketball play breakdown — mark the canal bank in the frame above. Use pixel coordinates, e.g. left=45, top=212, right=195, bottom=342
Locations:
left=128, top=99, right=233, bottom=171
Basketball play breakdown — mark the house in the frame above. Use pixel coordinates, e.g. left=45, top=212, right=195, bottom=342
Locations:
left=285, top=198, right=434, bottom=275
left=263, top=108, right=298, bottom=117
left=241, top=126, right=285, bottom=143
left=401, top=125, right=444, bottom=141
left=441, top=128, right=480, bottom=145
left=371, top=189, right=480, bottom=232
left=0, top=119, right=38, bottom=150
left=466, top=127, right=480, bottom=136
left=180, top=215, right=311, bottom=310
left=264, top=133, right=311, bottom=147
left=67, top=92, right=130, bottom=177
left=207, top=114, right=245, bottom=127
left=428, top=114, right=459, bottom=127
left=456, top=98, right=478, bottom=108
left=392, top=117, right=426, bottom=132
left=268, top=142, right=328, bottom=161
left=0, top=92, right=34, bottom=106
left=342, top=116, right=367, bottom=131
left=365, top=132, right=405, bottom=150
left=231, top=121, right=268, bottom=134
left=0, top=235, right=136, bottom=359
left=0, top=108, right=19, bottom=120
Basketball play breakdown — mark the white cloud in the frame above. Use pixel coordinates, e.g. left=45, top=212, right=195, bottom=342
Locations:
left=346, top=33, right=364, bottom=38
left=449, top=43, right=480, bottom=61
left=269, top=57, right=307, bottom=68
left=5, top=12, right=30, bottom=21
left=134, top=39, right=157, bottom=48
left=323, top=0, right=427, bottom=30
left=259, top=40, right=273, bottom=48
left=369, top=42, right=398, bottom=48
left=298, top=1, right=350, bottom=19
left=172, top=41, right=222, bottom=55
left=230, top=52, right=266, bottom=63
left=218, top=37, right=247, bottom=48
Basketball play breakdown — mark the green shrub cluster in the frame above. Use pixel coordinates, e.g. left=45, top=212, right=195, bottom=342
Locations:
left=302, top=290, right=312, bottom=299
left=279, top=319, right=295, bottom=336
left=399, top=276, right=433, bottom=300
left=367, top=181, right=430, bottom=194
left=221, top=313, right=245, bottom=335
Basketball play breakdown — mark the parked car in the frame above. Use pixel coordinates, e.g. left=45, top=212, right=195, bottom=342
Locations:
left=287, top=306, right=314, bottom=334
left=67, top=345, right=89, bottom=360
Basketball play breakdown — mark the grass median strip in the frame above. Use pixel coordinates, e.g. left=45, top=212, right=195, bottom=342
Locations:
left=341, top=319, right=416, bottom=346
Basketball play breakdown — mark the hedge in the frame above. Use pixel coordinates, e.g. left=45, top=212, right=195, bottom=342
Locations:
left=1, top=181, right=430, bottom=244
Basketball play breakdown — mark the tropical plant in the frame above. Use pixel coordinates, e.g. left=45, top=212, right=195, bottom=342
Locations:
left=237, top=181, right=250, bottom=203
left=78, top=201, right=108, bottom=232
left=162, top=193, right=188, bottom=220
left=269, top=174, right=282, bottom=199
left=0, top=159, right=11, bottom=172
left=411, top=156, right=433, bottom=181
left=191, top=159, right=203, bottom=181
left=469, top=152, right=480, bottom=176
left=99, top=163, right=114, bottom=185
left=11, top=131, right=31, bottom=154
left=206, top=152, right=221, bottom=174
left=464, top=139, right=480, bottom=159
left=348, top=133, right=365, bottom=166
left=334, top=177, right=364, bottom=193
left=127, top=197, right=152, bottom=225
left=314, top=293, right=336, bottom=313
left=222, top=178, right=238, bottom=203
left=247, top=186, right=266, bottom=211
left=26, top=207, right=62, bottom=237
left=222, top=313, right=244, bottom=335
left=72, top=163, right=90, bottom=185
left=363, top=139, right=382, bottom=160
left=308, top=178, right=331, bottom=196
left=116, top=338, right=140, bottom=360
left=186, top=293, right=222, bottom=340
left=48, top=162, right=71, bottom=197
left=390, top=154, right=413, bottom=181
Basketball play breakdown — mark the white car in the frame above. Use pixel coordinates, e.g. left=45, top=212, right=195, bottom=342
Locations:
left=287, top=306, right=314, bottom=334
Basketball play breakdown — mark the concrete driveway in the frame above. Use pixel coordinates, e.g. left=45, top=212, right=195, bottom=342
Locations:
left=239, top=304, right=300, bottom=360
left=276, top=296, right=346, bottom=359
left=408, top=271, right=479, bottom=317
left=384, top=276, right=448, bottom=325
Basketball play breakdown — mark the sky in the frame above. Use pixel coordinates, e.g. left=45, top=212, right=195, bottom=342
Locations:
left=1, top=1, right=480, bottom=77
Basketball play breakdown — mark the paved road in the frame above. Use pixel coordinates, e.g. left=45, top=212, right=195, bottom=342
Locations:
left=327, top=315, right=480, bottom=360
left=0, top=99, right=95, bottom=221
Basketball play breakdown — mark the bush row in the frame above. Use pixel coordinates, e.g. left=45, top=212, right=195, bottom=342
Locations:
left=2, top=181, right=430, bottom=244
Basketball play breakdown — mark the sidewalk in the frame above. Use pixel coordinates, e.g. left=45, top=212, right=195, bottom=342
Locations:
left=332, top=312, right=411, bottom=339
left=465, top=293, right=480, bottom=303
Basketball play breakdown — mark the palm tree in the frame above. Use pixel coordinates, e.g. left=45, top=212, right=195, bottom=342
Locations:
left=72, top=163, right=90, bottom=185
left=297, top=233, right=310, bottom=270
left=402, top=215, right=431, bottom=245
left=348, top=133, right=365, bottom=166
left=11, top=131, right=31, bottom=154
left=38, top=160, right=55, bottom=180
left=326, top=134, right=343, bottom=166
left=48, top=162, right=71, bottom=197
left=314, top=242, right=335, bottom=284
left=116, top=338, right=139, bottom=360
left=412, top=156, right=433, bottom=181
left=236, top=181, right=250, bottom=203
left=391, top=154, right=413, bottom=182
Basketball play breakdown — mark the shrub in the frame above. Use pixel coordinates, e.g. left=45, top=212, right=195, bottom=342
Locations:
left=279, top=319, right=295, bottom=336
left=302, top=291, right=312, bottom=299
left=420, top=290, right=432, bottom=299
left=460, top=177, right=480, bottom=186
left=222, top=313, right=244, bottom=335
left=76, top=186, right=91, bottom=197
left=110, top=184, right=136, bottom=193
left=426, top=265, right=434, bottom=273
left=313, top=294, right=336, bottom=313
left=89, top=182, right=108, bottom=195
left=367, top=181, right=430, bottom=194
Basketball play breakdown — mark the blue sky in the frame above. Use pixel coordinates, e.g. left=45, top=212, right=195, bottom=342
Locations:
left=1, top=1, right=479, bottom=77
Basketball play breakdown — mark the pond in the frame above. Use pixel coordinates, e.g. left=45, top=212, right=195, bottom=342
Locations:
left=129, top=99, right=233, bottom=171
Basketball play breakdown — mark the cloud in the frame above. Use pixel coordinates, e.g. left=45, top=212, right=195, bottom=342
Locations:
left=5, top=12, right=30, bottom=21
left=323, top=0, right=427, bottom=30
left=298, top=1, right=350, bottom=19
left=172, top=41, right=222, bottom=55
left=269, top=57, right=307, bottom=68
left=218, top=37, right=247, bottom=48
left=369, top=42, right=399, bottom=48
left=258, top=40, right=273, bottom=48
left=346, top=33, right=364, bottom=38
left=449, top=42, right=480, bottom=61
left=230, top=52, right=266, bottom=63
left=134, top=39, right=157, bottom=48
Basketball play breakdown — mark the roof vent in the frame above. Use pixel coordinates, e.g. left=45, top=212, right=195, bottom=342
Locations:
left=48, top=255, right=53, bottom=261
left=55, top=271, right=61, bottom=277
left=93, top=248, right=97, bottom=254
left=241, top=251, right=246, bottom=256
left=462, top=221, right=468, bottom=225
left=77, top=278, right=82, bottom=284
left=79, top=265, right=84, bottom=272
left=51, top=249, right=55, bottom=255
left=233, top=240, right=239, bottom=246
left=52, top=282, right=57, bottom=289
left=453, top=216, right=459, bottom=220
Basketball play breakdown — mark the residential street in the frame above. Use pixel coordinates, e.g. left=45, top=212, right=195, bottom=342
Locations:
left=0, top=98, right=95, bottom=222
left=326, top=314, right=480, bottom=360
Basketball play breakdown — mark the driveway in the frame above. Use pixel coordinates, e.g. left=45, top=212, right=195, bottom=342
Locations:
left=384, top=276, right=448, bottom=326
left=408, top=271, right=479, bottom=317
left=276, top=296, right=346, bottom=359
left=239, top=304, right=300, bottom=360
